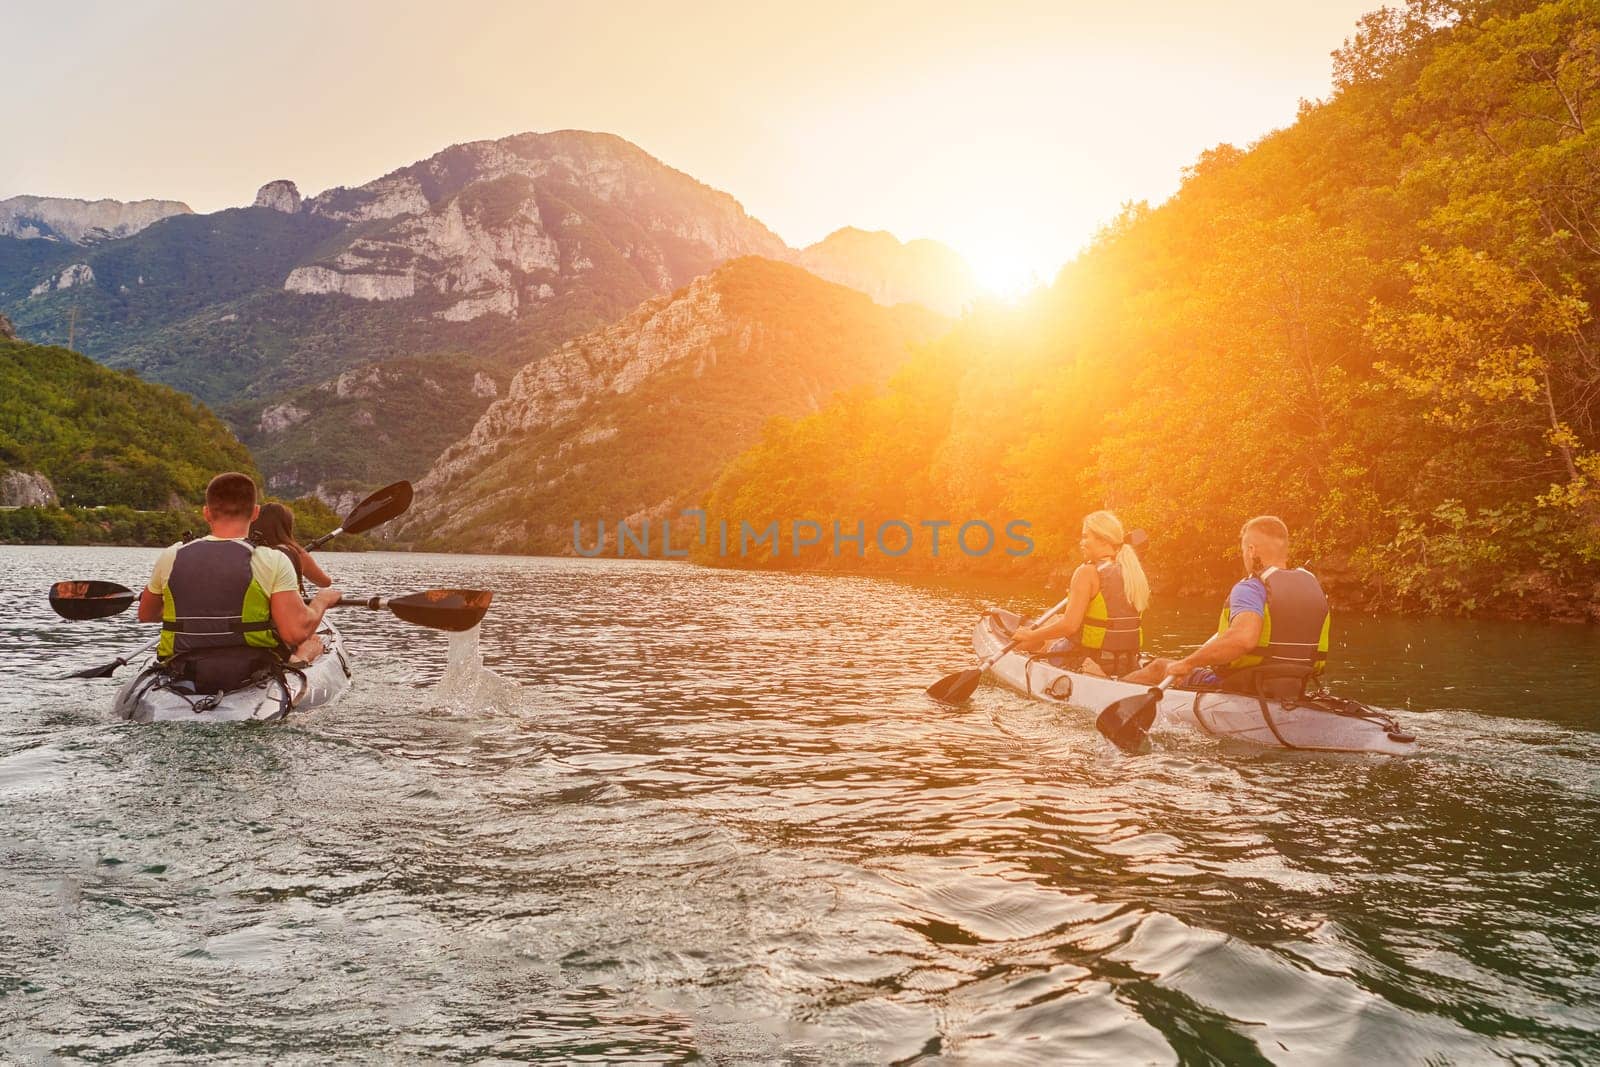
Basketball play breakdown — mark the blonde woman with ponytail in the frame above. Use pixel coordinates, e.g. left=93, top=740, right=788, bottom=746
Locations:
left=1010, top=510, right=1150, bottom=677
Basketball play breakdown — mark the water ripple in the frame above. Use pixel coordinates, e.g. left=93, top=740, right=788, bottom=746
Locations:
left=0, top=546, right=1596, bottom=1062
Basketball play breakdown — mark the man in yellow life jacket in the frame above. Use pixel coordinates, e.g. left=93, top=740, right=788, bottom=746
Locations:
left=1125, top=515, right=1329, bottom=693
left=136, top=472, right=341, bottom=693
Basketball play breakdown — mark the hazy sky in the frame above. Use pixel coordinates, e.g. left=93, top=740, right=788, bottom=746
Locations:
left=2, top=0, right=1379, bottom=294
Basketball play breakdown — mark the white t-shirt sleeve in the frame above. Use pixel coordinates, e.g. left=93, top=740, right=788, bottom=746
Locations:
left=146, top=542, right=183, bottom=595
left=250, top=546, right=301, bottom=596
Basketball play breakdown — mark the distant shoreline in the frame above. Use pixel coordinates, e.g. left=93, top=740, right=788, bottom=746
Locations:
left=0, top=504, right=370, bottom=552
left=8, top=534, right=1594, bottom=625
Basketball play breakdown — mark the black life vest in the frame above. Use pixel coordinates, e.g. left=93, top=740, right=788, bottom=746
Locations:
left=158, top=538, right=283, bottom=660
left=1218, top=566, right=1330, bottom=675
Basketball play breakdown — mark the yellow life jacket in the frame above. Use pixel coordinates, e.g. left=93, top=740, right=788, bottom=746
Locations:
left=1078, top=559, right=1143, bottom=653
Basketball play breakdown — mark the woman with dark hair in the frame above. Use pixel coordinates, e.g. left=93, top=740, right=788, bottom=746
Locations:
left=249, top=502, right=333, bottom=591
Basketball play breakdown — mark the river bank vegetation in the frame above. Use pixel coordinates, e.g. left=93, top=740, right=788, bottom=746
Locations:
left=0, top=495, right=366, bottom=549
left=0, top=336, right=257, bottom=509
left=699, top=0, right=1600, bottom=621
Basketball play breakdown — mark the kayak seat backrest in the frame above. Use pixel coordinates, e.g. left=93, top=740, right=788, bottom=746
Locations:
left=165, top=645, right=284, bottom=695
left=1238, top=662, right=1315, bottom=704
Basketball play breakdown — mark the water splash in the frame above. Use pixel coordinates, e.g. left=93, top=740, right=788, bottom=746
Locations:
left=431, top=625, right=520, bottom=713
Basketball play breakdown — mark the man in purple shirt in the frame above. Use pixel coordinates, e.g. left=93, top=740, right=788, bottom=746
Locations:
left=1125, top=516, right=1330, bottom=689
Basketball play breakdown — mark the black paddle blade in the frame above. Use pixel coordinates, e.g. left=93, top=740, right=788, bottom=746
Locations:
left=49, top=581, right=136, bottom=620
left=341, top=480, right=413, bottom=536
left=63, top=658, right=127, bottom=679
left=1095, top=689, right=1162, bottom=754
left=926, top=668, right=983, bottom=706
left=387, top=588, right=493, bottom=632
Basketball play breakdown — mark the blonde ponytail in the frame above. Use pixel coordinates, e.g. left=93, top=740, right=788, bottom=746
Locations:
left=1115, top=541, right=1150, bottom=614
left=1083, top=509, right=1150, bottom=613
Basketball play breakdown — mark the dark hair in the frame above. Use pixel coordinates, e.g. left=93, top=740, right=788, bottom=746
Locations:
left=205, top=472, right=258, bottom=519
left=250, top=502, right=297, bottom=548
left=250, top=502, right=304, bottom=584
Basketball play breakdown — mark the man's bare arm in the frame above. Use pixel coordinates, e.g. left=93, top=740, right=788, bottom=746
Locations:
left=270, top=588, right=341, bottom=646
left=1167, top=612, right=1263, bottom=676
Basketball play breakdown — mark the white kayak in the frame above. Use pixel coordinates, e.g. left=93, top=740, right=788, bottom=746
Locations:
left=111, top=622, right=352, bottom=724
left=975, top=610, right=1418, bottom=755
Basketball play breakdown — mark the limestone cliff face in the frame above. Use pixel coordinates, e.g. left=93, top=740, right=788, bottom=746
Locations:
left=283, top=131, right=788, bottom=320
left=0, top=195, right=191, bottom=243
left=28, top=263, right=95, bottom=297
left=0, top=470, right=57, bottom=507
left=307, top=175, right=431, bottom=223
left=283, top=265, right=415, bottom=301
left=257, top=400, right=309, bottom=434
left=398, top=256, right=947, bottom=553
left=418, top=272, right=728, bottom=489
left=253, top=180, right=302, bottom=214
left=0, top=312, right=15, bottom=341
left=797, top=227, right=979, bottom=317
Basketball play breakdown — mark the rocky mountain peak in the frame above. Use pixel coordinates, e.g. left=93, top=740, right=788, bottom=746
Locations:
left=281, top=130, right=790, bottom=322
left=0, top=129, right=973, bottom=502
left=797, top=227, right=978, bottom=317
left=0, top=195, right=192, bottom=244
left=253, top=180, right=302, bottom=213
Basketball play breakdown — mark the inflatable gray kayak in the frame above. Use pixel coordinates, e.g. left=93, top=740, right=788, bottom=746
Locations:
left=111, top=622, right=352, bottom=724
left=975, top=609, right=1417, bottom=755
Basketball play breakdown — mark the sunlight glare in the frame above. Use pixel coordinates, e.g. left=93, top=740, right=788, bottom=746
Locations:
left=963, top=240, right=1054, bottom=303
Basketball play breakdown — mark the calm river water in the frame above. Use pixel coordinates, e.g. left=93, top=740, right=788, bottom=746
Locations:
left=1, top=546, right=1596, bottom=1064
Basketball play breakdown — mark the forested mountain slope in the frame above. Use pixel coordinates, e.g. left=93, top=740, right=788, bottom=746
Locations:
left=699, top=0, right=1600, bottom=619
left=399, top=258, right=945, bottom=553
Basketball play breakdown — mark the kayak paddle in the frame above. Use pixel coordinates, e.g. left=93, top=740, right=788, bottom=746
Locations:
left=49, top=586, right=491, bottom=677
left=60, top=636, right=161, bottom=679
left=1095, top=675, right=1176, bottom=754
left=304, top=480, right=413, bottom=551
left=47, top=482, right=413, bottom=616
left=48, top=580, right=136, bottom=620
left=47, top=582, right=147, bottom=678
left=48, top=481, right=414, bottom=677
left=332, top=588, right=493, bottom=632
left=926, top=593, right=1073, bottom=706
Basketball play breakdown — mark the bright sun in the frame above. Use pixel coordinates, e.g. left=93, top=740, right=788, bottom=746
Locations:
left=961, top=240, right=1055, bottom=303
